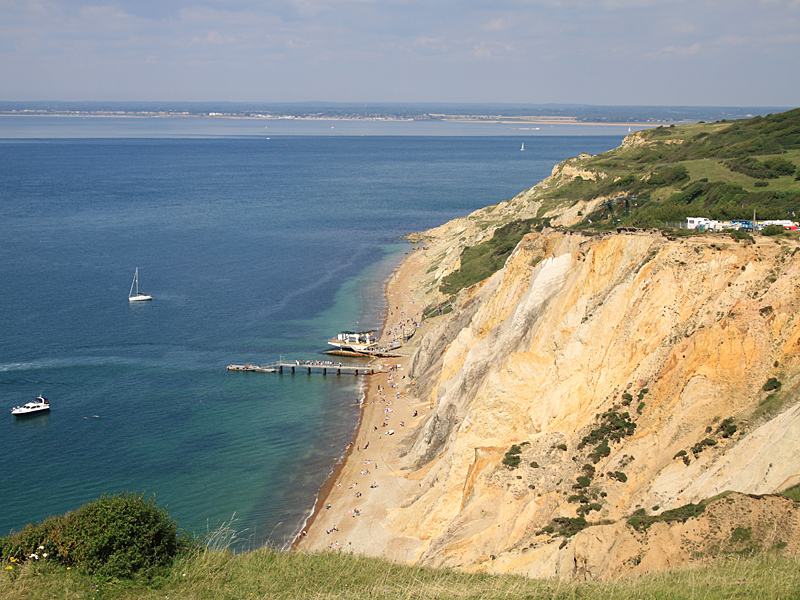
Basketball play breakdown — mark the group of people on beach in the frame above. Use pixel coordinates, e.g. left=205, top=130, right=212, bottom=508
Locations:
left=302, top=274, right=429, bottom=552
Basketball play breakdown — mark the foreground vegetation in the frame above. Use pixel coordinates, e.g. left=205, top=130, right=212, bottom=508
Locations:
left=5, top=544, right=800, bottom=600
left=4, top=493, right=800, bottom=599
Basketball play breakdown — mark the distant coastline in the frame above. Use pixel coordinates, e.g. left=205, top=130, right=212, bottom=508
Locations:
left=0, top=102, right=790, bottom=127
left=0, top=112, right=658, bottom=128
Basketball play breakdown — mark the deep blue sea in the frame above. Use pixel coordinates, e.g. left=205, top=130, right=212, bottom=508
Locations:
left=0, top=116, right=627, bottom=547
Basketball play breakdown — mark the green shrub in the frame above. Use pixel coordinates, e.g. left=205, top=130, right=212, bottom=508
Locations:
left=691, top=438, right=718, bottom=455
left=718, top=418, right=738, bottom=438
left=763, top=377, right=782, bottom=392
left=0, top=492, right=192, bottom=580
left=761, top=224, right=784, bottom=235
left=763, top=157, right=797, bottom=176
left=628, top=501, right=707, bottom=532
left=502, top=444, right=523, bottom=469
left=731, top=229, right=755, bottom=243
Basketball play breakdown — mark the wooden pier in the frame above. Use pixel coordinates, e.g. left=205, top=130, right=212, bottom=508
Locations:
left=227, top=361, right=377, bottom=376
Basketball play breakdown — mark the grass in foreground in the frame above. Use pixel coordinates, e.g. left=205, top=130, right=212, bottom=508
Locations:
left=4, top=548, right=800, bottom=600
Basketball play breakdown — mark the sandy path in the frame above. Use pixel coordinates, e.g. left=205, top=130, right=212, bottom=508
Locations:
left=295, top=249, right=429, bottom=559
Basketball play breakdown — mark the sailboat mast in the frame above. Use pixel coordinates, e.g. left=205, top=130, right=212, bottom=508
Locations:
left=129, top=268, right=137, bottom=298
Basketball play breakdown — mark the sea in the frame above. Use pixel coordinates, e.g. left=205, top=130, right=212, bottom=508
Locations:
left=0, top=116, right=628, bottom=548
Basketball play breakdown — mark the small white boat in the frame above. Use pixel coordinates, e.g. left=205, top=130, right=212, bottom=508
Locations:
left=11, top=395, right=50, bottom=416
left=129, top=267, right=152, bottom=302
left=520, top=142, right=525, bottom=151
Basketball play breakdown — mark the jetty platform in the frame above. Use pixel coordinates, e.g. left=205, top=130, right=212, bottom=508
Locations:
left=227, top=361, right=378, bottom=376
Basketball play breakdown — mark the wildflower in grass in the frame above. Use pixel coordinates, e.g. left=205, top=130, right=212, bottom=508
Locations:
left=4, top=566, right=12, bottom=570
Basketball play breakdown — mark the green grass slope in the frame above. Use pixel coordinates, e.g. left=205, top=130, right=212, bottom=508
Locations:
left=4, top=545, right=800, bottom=600
left=440, top=108, right=800, bottom=296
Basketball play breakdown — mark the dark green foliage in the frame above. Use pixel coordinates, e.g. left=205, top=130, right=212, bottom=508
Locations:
left=674, top=450, right=687, bottom=459
left=763, top=377, right=782, bottom=392
left=0, top=492, right=191, bottom=580
left=765, top=157, right=798, bottom=176
left=718, top=418, right=738, bottom=438
left=608, top=471, right=628, bottom=483
left=529, top=461, right=539, bottom=468
left=725, top=156, right=792, bottom=179
left=578, top=408, right=638, bottom=464
left=502, top=444, right=523, bottom=469
left=590, top=440, right=611, bottom=464
left=731, top=229, right=755, bottom=243
left=761, top=225, right=786, bottom=236
left=551, top=516, right=588, bottom=538
left=691, top=438, right=718, bottom=455
left=637, top=401, right=646, bottom=415
left=556, top=443, right=568, bottom=451
left=439, top=218, right=540, bottom=295
left=647, top=165, right=689, bottom=187
left=574, top=475, right=591, bottom=489
left=578, top=409, right=637, bottom=451
left=621, top=392, right=633, bottom=406
left=627, top=501, right=708, bottom=532
left=576, top=503, right=602, bottom=516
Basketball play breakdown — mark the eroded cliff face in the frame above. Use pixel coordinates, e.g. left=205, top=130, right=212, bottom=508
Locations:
left=389, top=229, right=800, bottom=579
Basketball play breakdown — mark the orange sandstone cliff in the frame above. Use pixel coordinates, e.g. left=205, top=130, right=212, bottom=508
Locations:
left=365, top=225, right=800, bottom=579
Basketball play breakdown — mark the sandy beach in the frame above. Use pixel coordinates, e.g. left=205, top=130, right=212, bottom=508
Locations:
left=294, top=248, right=430, bottom=559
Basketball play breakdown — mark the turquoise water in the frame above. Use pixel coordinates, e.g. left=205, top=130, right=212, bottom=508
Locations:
left=0, top=119, right=625, bottom=546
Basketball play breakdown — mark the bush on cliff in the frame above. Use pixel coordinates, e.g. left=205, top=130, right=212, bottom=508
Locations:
left=0, top=491, right=192, bottom=580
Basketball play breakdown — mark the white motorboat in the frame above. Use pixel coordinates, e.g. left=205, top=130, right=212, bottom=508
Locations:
left=129, top=267, right=152, bottom=302
left=11, top=395, right=51, bottom=416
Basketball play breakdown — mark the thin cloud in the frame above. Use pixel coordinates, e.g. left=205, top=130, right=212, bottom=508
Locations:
left=648, top=42, right=702, bottom=58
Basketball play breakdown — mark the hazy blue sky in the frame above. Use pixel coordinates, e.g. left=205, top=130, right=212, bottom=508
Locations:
left=2, top=0, right=798, bottom=105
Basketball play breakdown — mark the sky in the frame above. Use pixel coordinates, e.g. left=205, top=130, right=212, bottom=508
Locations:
left=1, top=0, right=799, bottom=106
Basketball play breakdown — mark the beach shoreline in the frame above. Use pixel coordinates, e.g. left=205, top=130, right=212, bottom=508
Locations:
left=294, top=247, right=429, bottom=558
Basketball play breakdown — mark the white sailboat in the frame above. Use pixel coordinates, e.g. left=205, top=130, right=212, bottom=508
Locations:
left=520, top=142, right=525, bottom=151
left=129, top=267, right=152, bottom=302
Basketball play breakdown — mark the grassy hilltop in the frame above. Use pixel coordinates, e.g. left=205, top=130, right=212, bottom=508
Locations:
left=438, top=108, right=800, bottom=296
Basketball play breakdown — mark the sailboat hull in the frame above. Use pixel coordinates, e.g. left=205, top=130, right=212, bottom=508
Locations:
left=129, top=294, right=152, bottom=302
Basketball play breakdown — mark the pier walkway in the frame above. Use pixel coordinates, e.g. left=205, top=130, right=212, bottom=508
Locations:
left=227, top=361, right=378, bottom=376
